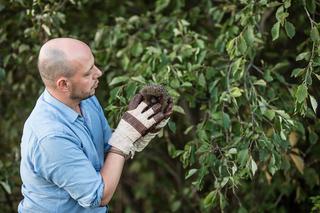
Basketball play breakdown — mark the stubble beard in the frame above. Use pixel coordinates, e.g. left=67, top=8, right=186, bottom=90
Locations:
left=69, top=88, right=94, bottom=101
left=69, top=81, right=97, bottom=101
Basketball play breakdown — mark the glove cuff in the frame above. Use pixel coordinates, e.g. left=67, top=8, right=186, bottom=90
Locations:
left=108, top=119, right=142, bottom=155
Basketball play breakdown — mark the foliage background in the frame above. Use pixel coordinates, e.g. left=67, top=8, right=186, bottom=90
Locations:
left=1, top=0, right=320, bottom=212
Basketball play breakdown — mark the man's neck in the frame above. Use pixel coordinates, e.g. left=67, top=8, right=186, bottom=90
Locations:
left=46, top=88, right=81, bottom=114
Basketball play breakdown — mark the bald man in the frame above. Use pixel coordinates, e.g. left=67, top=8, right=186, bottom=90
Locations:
left=18, top=38, right=172, bottom=212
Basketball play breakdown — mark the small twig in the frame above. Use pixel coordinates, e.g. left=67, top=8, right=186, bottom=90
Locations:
left=251, top=64, right=264, bottom=75
left=274, top=192, right=284, bottom=207
left=304, top=6, right=316, bottom=27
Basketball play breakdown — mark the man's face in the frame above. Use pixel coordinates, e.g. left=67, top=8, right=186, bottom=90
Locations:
left=68, top=52, right=102, bottom=101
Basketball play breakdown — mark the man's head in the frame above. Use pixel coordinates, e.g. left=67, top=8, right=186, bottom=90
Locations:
left=38, top=38, right=102, bottom=101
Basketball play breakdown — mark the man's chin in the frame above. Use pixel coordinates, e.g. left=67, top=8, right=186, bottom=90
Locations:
left=70, top=92, right=94, bottom=101
left=82, top=92, right=95, bottom=100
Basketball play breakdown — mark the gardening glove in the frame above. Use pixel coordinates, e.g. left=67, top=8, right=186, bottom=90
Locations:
left=108, top=93, right=165, bottom=158
left=133, top=97, right=173, bottom=152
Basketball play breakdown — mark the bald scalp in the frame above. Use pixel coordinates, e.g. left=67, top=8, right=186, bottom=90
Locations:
left=37, top=38, right=91, bottom=88
left=38, top=48, right=75, bottom=87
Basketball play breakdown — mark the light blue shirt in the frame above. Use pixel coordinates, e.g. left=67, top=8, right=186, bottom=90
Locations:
left=18, top=89, right=112, bottom=212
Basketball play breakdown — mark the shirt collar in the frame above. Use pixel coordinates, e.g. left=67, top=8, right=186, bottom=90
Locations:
left=43, top=89, right=80, bottom=123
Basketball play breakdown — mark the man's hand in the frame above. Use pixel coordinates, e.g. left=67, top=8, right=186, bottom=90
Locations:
left=133, top=97, right=173, bottom=152
left=108, top=94, right=164, bottom=158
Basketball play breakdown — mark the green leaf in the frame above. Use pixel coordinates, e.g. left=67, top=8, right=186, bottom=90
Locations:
left=285, top=21, right=295, bottom=39
left=155, top=0, right=170, bottom=12
left=275, top=6, right=289, bottom=24
left=251, top=157, right=258, bottom=176
left=231, top=58, right=242, bottom=77
left=203, top=190, right=217, bottom=207
left=131, top=42, right=144, bottom=57
left=0, top=68, right=5, bottom=81
left=310, top=27, right=320, bottom=42
left=306, top=0, right=316, bottom=14
left=268, top=2, right=283, bottom=7
left=171, top=200, right=181, bottom=212
left=230, top=87, right=243, bottom=97
left=184, top=126, right=194, bottom=135
left=295, top=84, right=308, bottom=103
left=0, top=181, right=11, bottom=194
left=275, top=6, right=284, bottom=21
left=131, top=75, right=146, bottom=84
left=173, top=28, right=182, bottom=36
left=226, top=37, right=236, bottom=58
left=243, top=25, right=255, bottom=45
left=121, top=55, right=130, bottom=70
left=310, top=95, right=318, bottom=114
left=254, top=79, right=267, bottom=86
left=41, top=24, right=51, bottom=36
left=19, top=44, right=30, bottom=53
left=170, top=78, right=180, bottom=88
left=271, top=22, right=280, bottom=41
left=185, top=169, right=197, bottom=179
left=3, top=55, right=10, bottom=67
left=275, top=109, right=291, bottom=120
left=197, top=129, right=209, bottom=142
left=146, top=46, right=161, bottom=55
left=125, top=83, right=138, bottom=98
left=168, top=120, right=176, bottom=133
left=304, top=168, right=319, bottom=188
left=198, top=73, right=206, bottom=87
left=314, top=57, right=320, bottom=67
left=181, top=45, right=193, bottom=58
left=228, top=148, right=237, bottom=155
left=173, top=105, right=185, bottom=114
left=232, top=164, right=237, bottom=175
left=315, top=73, right=320, bottom=81
left=238, top=36, right=247, bottom=54
left=104, top=105, right=118, bottom=112
left=181, top=82, right=192, bottom=87
left=264, top=109, right=275, bottom=120
left=291, top=68, right=305, bottom=78
left=284, top=0, right=291, bottom=8
left=109, top=87, right=121, bottom=100
left=109, top=76, right=129, bottom=86
left=222, top=113, right=230, bottom=129
left=94, top=28, right=104, bottom=46
left=180, top=19, right=190, bottom=26
left=238, top=149, right=249, bottom=166
left=290, top=153, right=304, bottom=174
left=309, top=131, right=318, bottom=145
left=220, top=177, right=229, bottom=188
left=296, top=52, right=310, bottom=61
left=238, top=206, right=249, bottom=213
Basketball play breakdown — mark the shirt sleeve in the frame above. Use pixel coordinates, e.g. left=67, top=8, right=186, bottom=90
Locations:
left=102, top=117, right=112, bottom=152
left=32, top=133, right=105, bottom=208
left=91, top=96, right=112, bottom=152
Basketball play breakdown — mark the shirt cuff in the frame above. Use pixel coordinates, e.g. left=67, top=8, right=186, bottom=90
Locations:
left=84, top=176, right=105, bottom=208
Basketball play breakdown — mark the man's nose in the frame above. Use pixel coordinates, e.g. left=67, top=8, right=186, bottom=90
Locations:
left=94, top=66, right=103, bottom=78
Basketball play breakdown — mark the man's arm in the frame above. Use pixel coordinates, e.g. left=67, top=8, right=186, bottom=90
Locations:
left=33, top=134, right=105, bottom=208
left=98, top=93, right=165, bottom=205
left=99, top=148, right=125, bottom=206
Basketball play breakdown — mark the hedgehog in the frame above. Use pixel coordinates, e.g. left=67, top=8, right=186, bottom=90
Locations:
left=139, top=84, right=170, bottom=112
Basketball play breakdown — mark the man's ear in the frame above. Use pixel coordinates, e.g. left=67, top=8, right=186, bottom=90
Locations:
left=56, top=77, right=69, bottom=92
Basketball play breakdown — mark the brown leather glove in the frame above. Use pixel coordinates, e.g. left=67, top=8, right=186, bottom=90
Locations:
left=108, top=94, right=165, bottom=157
